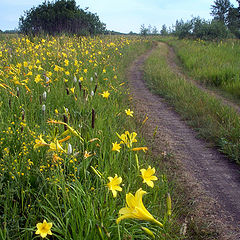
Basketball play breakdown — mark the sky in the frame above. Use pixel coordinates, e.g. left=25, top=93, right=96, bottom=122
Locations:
left=0, top=0, right=238, bottom=33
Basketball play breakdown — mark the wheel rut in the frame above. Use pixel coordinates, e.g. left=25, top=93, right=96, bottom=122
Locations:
left=128, top=46, right=240, bottom=239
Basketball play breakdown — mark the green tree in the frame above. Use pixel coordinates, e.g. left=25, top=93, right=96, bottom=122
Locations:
left=140, top=24, right=148, bottom=36
left=211, top=0, right=231, bottom=24
left=160, top=24, right=168, bottom=35
left=227, top=6, right=240, bottom=37
left=152, top=26, right=158, bottom=35
left=19, top=0, right=106, bottom=35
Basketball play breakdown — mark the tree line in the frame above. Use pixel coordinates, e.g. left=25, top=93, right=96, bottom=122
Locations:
left=19, top=0, right=106, bottom=35
left=140, top=0, right=240, bottom=40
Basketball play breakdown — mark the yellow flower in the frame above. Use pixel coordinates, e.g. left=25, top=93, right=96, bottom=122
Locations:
left=140, top=166, right=158, bottom=188
left=101, top=91, right=110, bottom=99
left=116, top=131, right=137, bottom=148
left=112, top=142, right=121, bottom=152
left=132, top=147, right=148, bottom=152
left=125, top=109, right=133, bottom=117
left=34, top=134, right=48, bottom=149
left=116, top=188, right=163, bottom=227
left=84, top=151, right=93, bottom=159
left=70, top=87, right=75, bottom=94
left=107, top=174, right=122, bottom=197
left=49, top=140, right=66, bottom=153
left=35, top=219, right=53, bottom=238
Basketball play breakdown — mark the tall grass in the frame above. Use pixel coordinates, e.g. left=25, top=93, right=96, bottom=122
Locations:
left=162, top=37, right=240, bottom=98
left=144, top=43, right=240, bottom=164
left=0, top=35, right=181, bottom=239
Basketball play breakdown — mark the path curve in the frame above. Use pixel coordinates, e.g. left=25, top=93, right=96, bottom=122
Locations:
left=128, top=46, right=240, bottom=239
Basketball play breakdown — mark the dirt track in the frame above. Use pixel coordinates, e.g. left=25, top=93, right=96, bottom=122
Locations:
left=128, top=45, right=240, bottom=239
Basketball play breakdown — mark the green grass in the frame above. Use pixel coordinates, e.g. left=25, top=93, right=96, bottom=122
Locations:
left=161, top=37, right=240, bottom=99
left=144, top=43, right=240, bottom=164
left=0, top=35, right=183, bottom=239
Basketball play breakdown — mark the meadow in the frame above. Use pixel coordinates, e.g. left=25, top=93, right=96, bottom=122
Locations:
left=0, top=35, right=181, bottom=239
left=162, top=37, right=240, bottom=98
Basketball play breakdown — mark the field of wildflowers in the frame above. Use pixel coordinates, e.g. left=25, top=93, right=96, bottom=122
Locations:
left=0, top=35, right=179, bottom=239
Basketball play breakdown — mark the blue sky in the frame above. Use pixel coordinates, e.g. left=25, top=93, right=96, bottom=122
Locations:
left=0, top=0, right=238, bottom=33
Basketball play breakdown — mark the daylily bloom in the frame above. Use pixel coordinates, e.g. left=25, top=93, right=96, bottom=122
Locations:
left=107, top=174, right=122, bottom=197
left=49, top=140, right=66, bottom=153
left=116, top=131, right=137, bottom=148
left=125, top=109, right=134, bottom=117
left=35, top=219, right=53, bottom=238
left=34, top=134, right=48, bottom=149
left=101, top=91, right=110, bottom=99
left=140, top=166, right=158, bottom=188
left=112, top=142, right=121, bottom=152
left=84, top=151, right=93, bottom=159
left=116, top=188, right=163, bottom=227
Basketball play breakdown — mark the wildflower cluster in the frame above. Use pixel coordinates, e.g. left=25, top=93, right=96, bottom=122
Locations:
left=0, top=35, right=173, bottom=239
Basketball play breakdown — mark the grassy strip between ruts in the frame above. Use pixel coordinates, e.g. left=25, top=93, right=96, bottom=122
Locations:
left=143, top=42, right=240, bottom=164
left=0, top=35, right=182, bottom=239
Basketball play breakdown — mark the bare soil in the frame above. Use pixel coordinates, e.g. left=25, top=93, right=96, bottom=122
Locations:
left=127, top=45, right=240, bottom=239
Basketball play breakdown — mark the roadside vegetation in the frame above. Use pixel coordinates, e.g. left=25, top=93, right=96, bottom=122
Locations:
left=144, top=43, right=240, bottom=164
left=161, top=37, right=240, bottom=99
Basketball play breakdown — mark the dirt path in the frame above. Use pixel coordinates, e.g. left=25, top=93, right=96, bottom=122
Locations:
left=127, top=46, right=240, bottom=239
left=165, top=42, right=240, bottom=115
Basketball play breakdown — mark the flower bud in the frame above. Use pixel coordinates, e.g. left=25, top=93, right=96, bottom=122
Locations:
left=67, top=143, right=72, bottom=155
left=141, top=227, right=155, bottom=239
left=167, top=193, right=172, bottom=216
left=42, top=91, right=47, bottom=101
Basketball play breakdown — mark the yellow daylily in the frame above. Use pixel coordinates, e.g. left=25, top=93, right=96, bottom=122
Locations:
left=35, top=219, right=53, bottom=238
left=140, top=166, right=158, bottom=188
left=116, top=188, right=163, bottom=227
left=34, top=134, right=48, bottom=149
left=112, top=142, right=121, bottom=152
left=49, top=140, right=66, bottom=153
left=116, top=131, right=137, bottom=148
left=107, top=174, right=122, bottom=198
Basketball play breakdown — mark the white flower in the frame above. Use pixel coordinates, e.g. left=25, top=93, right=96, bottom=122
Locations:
left=42, top=104, right=46, bottom=112
left=90, top=77, right=93, bottom=82
left=91, top=90, right=94, bottom=96
left=73, top=76, right=77, bottom=82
